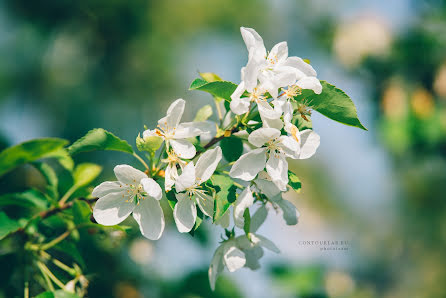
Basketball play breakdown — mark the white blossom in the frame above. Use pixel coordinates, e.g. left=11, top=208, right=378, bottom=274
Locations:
left=92, top=165, right=164, bottom=240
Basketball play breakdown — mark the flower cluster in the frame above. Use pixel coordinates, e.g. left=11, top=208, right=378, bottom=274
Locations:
left=92, top=27, right=323, bottom=290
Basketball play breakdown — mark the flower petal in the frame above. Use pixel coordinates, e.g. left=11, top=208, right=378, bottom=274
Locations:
left=250, top=205, right=268, bottom=233
left=257, top=100, right=281, bottom=119
left=266, top=154, right=288, bottom=191
left=298, top=129, right=320, bottom=159
left=170, top=139, right=196, bottom=159
left=216, top=209, right=230, bottom=229
left=92, top=181, right=122, bottom=198
left=283, top=56, right=317, bottom=77
left=195, top=193, right=214, bottom=217
left=255, top=174, right=281, bottom=198
left=240, top=27, right=266, bottom=55
left=296, top=76, right=322, bottom=94
left=161, top=98, right=185, bottom=129
left=114, top=165, right=147, bottom=185
left=251, top=234, right=280, bottom=253
left=93, top=191, right=135, bottom=226
left=230, top=96, right=251, bottom=115
left=223, top=245, right=246, bottom=272
left=209, top=244, right=226, bottom=291
left=133, top=197, right=165, bottom=240
left=175, top=162, right=196, bottom=192
left=248, top=127, right=281, bottom=147
left=140, top=178, right=162, bottom=200
left=276, top=197, right=299, bottom=225
left=269, top=41, right=288, bottom=64
left=229, top=148, right=267, bottom=181
left=233, top=186, right=254, bottom=228
left=195, top=146, right=222, bottom=183
left=279, top=135, right=300, bottom=159
left=174, top=121, right=211, bottom=139
left=164, top=163, right=177, bottom=192
left=173, top=193, right=197, bottom=233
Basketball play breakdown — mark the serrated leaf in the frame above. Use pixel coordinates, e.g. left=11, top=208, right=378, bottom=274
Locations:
left=73, top=163, right=102, bottom=188
left=193, top=105, right=213, bottom=122
left=0, top=138, right=68, bottom=177
left=220, top=137, right=243, bottom=162
left=211, top=174, right=233, bottom=222
left=68, top=128, right=133, bottom=155
left=0, top=212, right=22, bottom=239
left=288, top=171, right=302, bottom=192
left=189, top=79, right=238, bottom=102
left=298, top=81, right=367, bottom=130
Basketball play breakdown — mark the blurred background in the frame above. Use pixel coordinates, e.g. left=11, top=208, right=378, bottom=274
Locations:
left=1, top=0, right=446, bottom=297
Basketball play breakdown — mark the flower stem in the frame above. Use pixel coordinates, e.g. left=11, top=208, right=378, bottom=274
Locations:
left=37, top=261, right=55, bottom=291
left=59, top=185, right=77, bottom=206
left=37, top=261, right=66, bottom=290
left=133, top=152, right=150, bottom=172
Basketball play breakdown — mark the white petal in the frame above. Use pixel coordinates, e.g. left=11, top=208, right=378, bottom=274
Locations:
left=283, top=56, right=317, bottom=77
left=251, top=234, right=280, bottom=253
left=276, top=198, right=299, bottom=225
left=173, top=193, right=197, bottom=233
left=164, top=163, right=177, bottom=192
left=233, top=186, right=254, bottom=228
left=170, top=139, right=196, bottom=159
left=92, top=181, right=122, bottom=198
left=174, top=121, right=211, bottom=139
left=230, top=97, right=251, bottom=115
left=255, top=176, right=281, bottom=198
left=240, top=27, right=266, bottom=55
left=160, top=98, right=185, bottom=129
left=223, top=246, right=246, bottom=272
left=269, top=41, right=288, bottom=64
left=175, top=162, right=196, bottom=192
left=195, top=193, right=214, bottom=217
left=250, top=205, right=268, bottom=233
left=114, top=165, right=147, bottom=185
left=248, top=127, right=281, bottom=147
left=296, top=76, right=322, bottom=94
left=298, top=129, right=320, bottom=159
left=257, top=100, right=281, bottom=119
left=195, top=146, right=222, bottom=183
left=229, top=148, right=267, bottom=181
left=261, top=115, right=284, bottom=130
left=142, top=129, right=158, bottom=138
left=242, top=52, right=263, bottom=92
left=243, top=246, right=264, bottom=270
left=140, top=178, right=162, bottom=200
left=93, top=192, right=135, bottom=226
left=266, top=154, right=288, bottom=191
left=209, top=244, right=226, bottom=291
left=216, top=209, right=230, bottom=228
left=278, top=136, right=300, bottom=159
left=133, top=197, right=165, bottom=240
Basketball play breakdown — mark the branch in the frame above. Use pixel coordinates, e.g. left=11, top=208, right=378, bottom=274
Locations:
left=198, top=126, right=239, bottom=154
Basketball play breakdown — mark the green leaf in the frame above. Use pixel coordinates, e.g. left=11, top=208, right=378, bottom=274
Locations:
left=73, top=163, right=102, bottom=188
left=50, top=148, right=74, bottom=171
left=211, top=174, right=233, bottom=222
left=35, top=290, right=79, bottom=298
left=53, top=241, right=86, bottom=268
left=220, top=137, right=243, bottom=162
left=189, top=208, right=204, bottom=237
left=0, top=189, right=49, bottom=210
left=298, top=81, right=367, bottom=130
left=199, top=72, right=222, bottom=82
left=68, top=128, right=133, bottom=155
left=0, top=138, right=68, bottom=177
left=243, top=208, right=251, bottom=235
left=189, top=79, right=238, bottom=102
left=193, top=105, right=213, bottom=122
left=165, top=190, right=177, bottom=210
left=0, top=212, right=22, bottom=239
left=72, top=200, right=92, bottom=225
left=32, top=162, right=59, bottom=199
left=288, top=171, right=302, bottom=193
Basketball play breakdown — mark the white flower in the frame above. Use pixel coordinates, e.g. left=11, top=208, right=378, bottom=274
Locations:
left=229, top=127, right=300, bottom=191
left=284, top=124, right=321, bottom=160
left=162, top=150, right=187, bottom=192
left=92, top=165, right=164, bottom=240
left=173, top=147, right=222, bottom=232
left=208, top=233, right=279, bottom=290
left=235, top=27, right=322, bottom=100
left=143, top=98, right=210, bottom=160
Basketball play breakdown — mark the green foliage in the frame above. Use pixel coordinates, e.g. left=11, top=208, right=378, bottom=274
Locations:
left=72, top=163, right=102, bottom=188
left=243, top=208, right=251, bottom=235
left=288, top=171, right=302, bottom=193
left=194, top=105, right=213, bottom=122
left=0, top=211, right=22, bottom=239
left=211, top=174, right=234, bottom=222
left=220, top=136, right=243, bottom=162
left=33, top=162, right=59, bottom=200
left=0, top=138, right=69, bottom=177
left=68, top=128, right=133, bottom=155
left=35, top=290, right=79, bottom=298
left=0, top=189, right=49, bottom=210
left=298, top=81, right=367, bottom=130
left=189, top=78, right=238, bottom=102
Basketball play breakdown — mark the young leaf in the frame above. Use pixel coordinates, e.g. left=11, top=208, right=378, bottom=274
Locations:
left=193, top=105, right=213, bottom=122
left=32, top=162, right=59, bottom=199
left=136, top=134, right=163, bottom=153
left=0, top=212, right=22, bottom=240
left=0, top=138, right=68, bottom=177
left=220, top=136, right=243, bottom=162
left=288, top=171, right=302, bottom=193
left=68, top=128, right=133, bottom=155
left=298, top=81, right=367, bottom=130
left=189, top=79, right=238, bottom=102
left=211, top=174, right=233, bottom=222
left=199, top=72, right=222, bottom=82
left=73, top=163, right=102, bottom=188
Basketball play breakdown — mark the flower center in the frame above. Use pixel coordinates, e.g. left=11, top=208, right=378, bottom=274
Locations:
left=290, top=125, right=300, bottom=143
left=156, top=121, right=176, bottom=139
left=250, top=88, right=266, bottom=103
left=185, top=185, right=207, bottom=199
left=282, top=85, right=302, bottom=99
left=266, top=138, right=283, bottom=156
left=122, top=182, right=146, bottom=204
